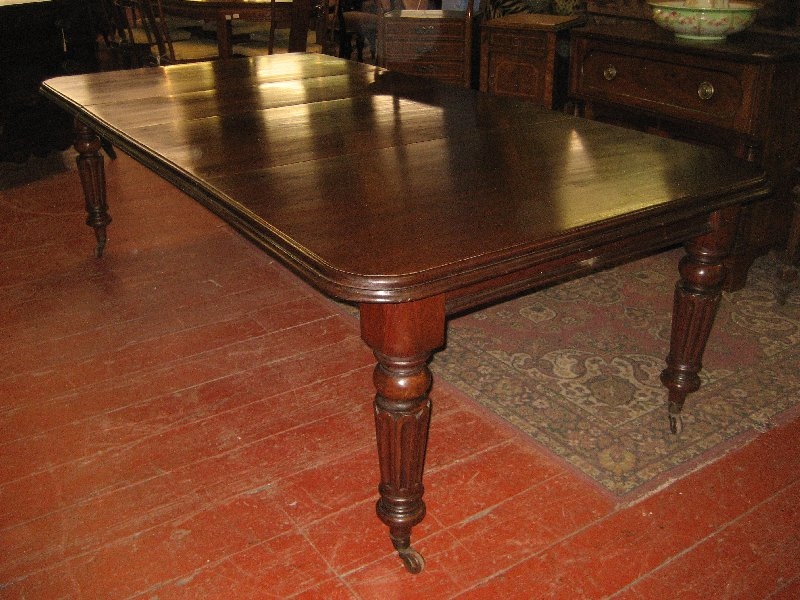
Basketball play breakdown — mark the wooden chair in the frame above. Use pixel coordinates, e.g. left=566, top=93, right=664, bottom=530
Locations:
left=145, top=0, right=218, bottom=64
left=107, top=0, right=216, bottom=65
left=324, top=0, right=394, bottom=63
left=229, top=1, right=302, bottom=56
left=103, top=0, right=160, bottom=67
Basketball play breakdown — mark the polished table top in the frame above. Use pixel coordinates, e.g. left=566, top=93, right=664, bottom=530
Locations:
left=41, top=53, right=770, bottom=572
left=41, top=53, right=767, bottom=307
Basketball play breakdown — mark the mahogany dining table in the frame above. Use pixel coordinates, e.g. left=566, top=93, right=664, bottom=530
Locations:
left=40, top=53, right=770, bottom=573
left=159, top=0, right=311, bottom=58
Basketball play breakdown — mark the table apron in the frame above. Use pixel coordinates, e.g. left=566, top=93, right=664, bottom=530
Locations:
left=442, top=218, right=711, bottom=315
left=160, top=3, right=291, bottom=20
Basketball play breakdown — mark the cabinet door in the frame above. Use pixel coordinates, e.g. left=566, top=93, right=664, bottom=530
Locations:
left=486, top=51, right=548, bottom=104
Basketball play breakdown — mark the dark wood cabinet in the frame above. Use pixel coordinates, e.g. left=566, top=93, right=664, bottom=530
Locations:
left=1, top=0, right=107, bottom=162
left=479, top=14, right=583, bottom=109
left=1, top=0, right=68, bottom=162
left=569, top=25, right=800, bottom=290
left=379, top=8, right=473, bottom=87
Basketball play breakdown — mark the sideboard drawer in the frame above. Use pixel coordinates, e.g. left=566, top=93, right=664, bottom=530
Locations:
left=383, top=18, right=466, bottom=40
left=383, top=59, right=466, bottom=83
left=573, top=38, right=759, bottom=134
left=486, top=30, right=549, bottom=55
left=382, top=39, right=465, bottom=60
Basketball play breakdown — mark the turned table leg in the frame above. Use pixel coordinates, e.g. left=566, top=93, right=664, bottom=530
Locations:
left=74, top=119, right=111, bottom=258
left=359, top=296, right=446, bottom=574
left=777, top=169, right=800, bottom=305
left=661, top=206, right=741, bottom=434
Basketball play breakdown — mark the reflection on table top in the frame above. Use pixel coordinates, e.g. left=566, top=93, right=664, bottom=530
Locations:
left=41, top=53, right=769, bottom=304
left=0, top=0, right=52, bottom=6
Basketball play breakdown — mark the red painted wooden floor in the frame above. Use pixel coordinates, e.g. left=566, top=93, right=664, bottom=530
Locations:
left=1, top=152, right=799, bottom=598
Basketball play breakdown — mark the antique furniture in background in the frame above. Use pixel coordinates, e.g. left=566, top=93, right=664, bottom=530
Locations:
left=569, top=22, right=800, bottom=290
left=378, top=2, right=474, bottom=86
left=116, top=0, right=218, bottom=63
left=778, top=167, right=800, bottom=303
left=42, top=53, right=769, bottom=573
left=479, top=13, right=584, bottom=108
left=0, top=0, right=106, bottom=161
left=323, top=0, right=390, bottom=63
left=159, top=0, right=311, bottom=58
left=1, top=0, right=65, bottom=161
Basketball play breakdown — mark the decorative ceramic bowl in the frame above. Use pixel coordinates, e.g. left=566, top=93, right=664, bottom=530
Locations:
left=648, top=1, right=761, bottom=41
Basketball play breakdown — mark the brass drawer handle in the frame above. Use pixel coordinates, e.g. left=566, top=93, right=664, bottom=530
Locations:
left=603, top=65, right=617, bottom=81
left=413, top=25, right=436, bottom=34
left=698, top=81, right=715, bottom=100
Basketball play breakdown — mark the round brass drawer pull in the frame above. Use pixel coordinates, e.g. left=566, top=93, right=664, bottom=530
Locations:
left=698, top=81, right=715, bottom=100
left=603, top=65, right=617, bottom=81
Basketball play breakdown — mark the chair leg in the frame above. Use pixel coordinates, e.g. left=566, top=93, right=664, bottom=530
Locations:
left=367, top=31, right=377, bottom=64
left=340, top=31, right=353, bottom=59
left=355, top=33, right=365, bottom=62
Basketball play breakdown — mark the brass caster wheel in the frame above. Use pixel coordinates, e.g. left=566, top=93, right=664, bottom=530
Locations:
left=669, top=413, right=683, bottom=435
left=398, top=547, right=425, bottom=574
left=93, top=228, right=108, bottom=258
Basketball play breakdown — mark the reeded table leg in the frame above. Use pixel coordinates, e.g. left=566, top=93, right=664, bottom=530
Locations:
left=661, top=206, right=741, bottom=434
left=360, top=296, right=446, bottom=574
left=74, top=119, right=111, bottom=258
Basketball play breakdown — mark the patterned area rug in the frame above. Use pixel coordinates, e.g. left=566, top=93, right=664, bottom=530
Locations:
left=433, top=248, right=800, bottom=497
left=12, top=154, right=799, bottom=500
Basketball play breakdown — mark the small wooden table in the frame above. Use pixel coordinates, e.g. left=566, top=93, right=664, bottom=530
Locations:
left=480, top=13, right=584, bottom=109
left=41, top=53, right=769, bottom=573
left=160, top=0, right=310, bottom=58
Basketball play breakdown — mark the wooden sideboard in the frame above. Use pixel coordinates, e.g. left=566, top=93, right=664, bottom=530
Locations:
left=569, top=24, right=800, bottom=290
left=379, top=8, right=473, bottom=87
left=479, top=13, right=584, bottom=109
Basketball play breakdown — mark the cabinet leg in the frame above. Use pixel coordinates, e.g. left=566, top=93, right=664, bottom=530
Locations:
left=777, top=176, right=800, bottom=305
left=360, top=297, right=446, bottom=574
left=74, top=119, right=111, bottom=258
left=660, top=206, right=740, bottom=433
